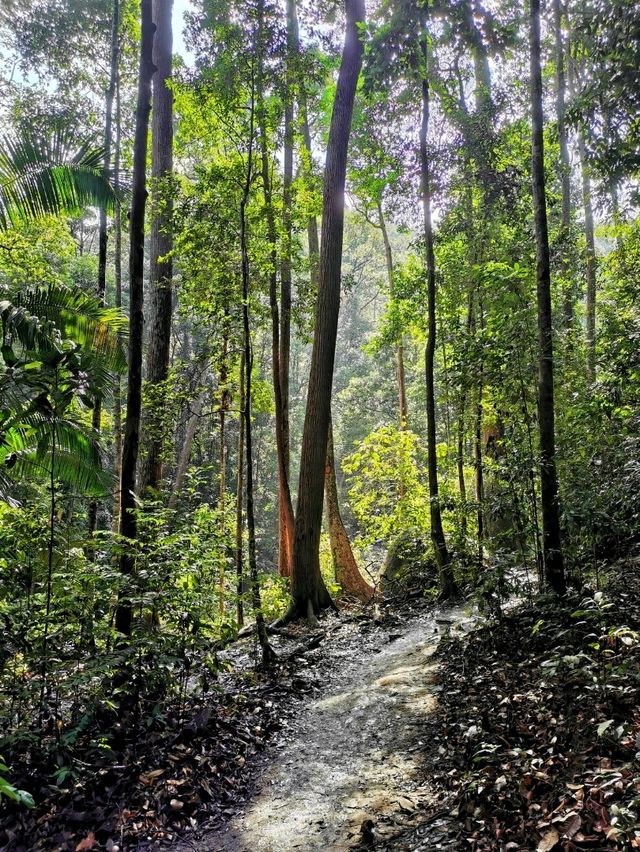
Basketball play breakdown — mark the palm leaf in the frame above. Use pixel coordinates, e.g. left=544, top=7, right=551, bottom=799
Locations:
left=0, top=128, right=117, bottom=230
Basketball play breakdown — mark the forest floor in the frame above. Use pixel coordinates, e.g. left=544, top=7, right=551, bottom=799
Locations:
left=2, top=565, right=640, bottom=851
left=185, top=600, right=475, bottom=852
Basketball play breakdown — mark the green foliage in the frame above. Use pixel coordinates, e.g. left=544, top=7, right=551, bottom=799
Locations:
left=0, top=130, right=116, bottom=230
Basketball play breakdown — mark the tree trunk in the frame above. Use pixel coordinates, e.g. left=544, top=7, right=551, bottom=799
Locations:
left=240, top=83, right=274, bottom=667
left=289, top=0, right=320, bottom=290
left=419, top=32, right=457, bottom=598
left=552, top=0, right=574, bottom=331
left=325, top=415, right=373, bottom=602
left=256, top=0, right=295, bottom=578
left=167, top=395, right=203, bottom=511
left=218, top=327, right=228, bottom=617
left=88, top=0, right=119, bottom=538
left=235, top=352, right=245, bottom=628
left=289, top=0, right=365, bottom=622
left=115, top=0, right=155, bottom=637
left=577, top=135, right=597, bottom=383
left=139, top=0, right=174, bottom=495
left=378, top=201, right=408, bottom=431
left=112, top=74, right=123, bottom=535
left=530, top=0, right=566, bottom=596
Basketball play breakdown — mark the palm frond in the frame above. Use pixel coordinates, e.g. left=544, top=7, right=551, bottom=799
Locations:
left=0, top=418, right=111, bottom=497
left=0, top=128, right=117, bottom=230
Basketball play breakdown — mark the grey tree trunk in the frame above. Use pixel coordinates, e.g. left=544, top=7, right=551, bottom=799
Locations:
left=530, top=0, right=566, bottom=596
left=139, top=0, right=174, bottom=495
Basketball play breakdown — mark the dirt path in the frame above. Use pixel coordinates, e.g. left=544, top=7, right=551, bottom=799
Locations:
left=190, top=604, right=473, bottom=852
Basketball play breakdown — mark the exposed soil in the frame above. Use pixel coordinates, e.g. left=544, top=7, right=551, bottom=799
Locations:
left=174, top=601, right=475, bottom=852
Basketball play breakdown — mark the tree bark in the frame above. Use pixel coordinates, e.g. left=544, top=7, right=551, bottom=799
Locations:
left=378, top=201, right=408, bottom=431
left=325, top=415, right=373, bottom=602
left=218, top=326, right=229, bottom=617
left=289, top=0, right=365, bottom=622
left=112, top=74, right=123, bottom=535
left=419, top=32, right=457, bottom=598
left=577, top=135, right=597, bottom=383
left=552, top=0, right=574, bottom=331
left=256, top=0, right=295, bottom=578
left=290, top=0, right=320, bottom=290
left=115, top=0, right=155, bottom=636
left=167, top=395, right=203, bottom=511
left=88, top=0, right=119, bottom=538
left=240, top=84, right=274, bottom=667
left=530, top=0, right=566, bottom=596
left=235, top=352, right=245, bottom=628
left=139, top=0, right=174, bottom=495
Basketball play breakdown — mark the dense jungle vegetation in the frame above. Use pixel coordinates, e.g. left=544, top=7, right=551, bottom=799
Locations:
left=0, top=0, right=639, bottom=849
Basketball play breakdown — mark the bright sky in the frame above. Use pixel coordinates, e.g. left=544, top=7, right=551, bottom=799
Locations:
left=173, top=0, right=194, bottom=63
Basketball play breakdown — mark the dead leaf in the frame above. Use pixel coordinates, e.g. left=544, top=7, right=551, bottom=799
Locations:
left=75, top=833, right=96, bottom=851
left=537, top=828, right=559, bottom=851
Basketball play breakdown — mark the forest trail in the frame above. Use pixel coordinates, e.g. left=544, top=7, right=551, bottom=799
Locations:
left=196, top=604, right=473, bottom=852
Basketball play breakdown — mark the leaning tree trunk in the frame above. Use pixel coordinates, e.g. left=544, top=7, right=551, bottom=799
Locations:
left=419, top=33, right=457, bottom=599
left=115, top=0, right=155, bottom=636
left=530, top=0, right=566, bottom=596
left=88, top=0, right=119, bottom=538
left=289, top=0, right=365, bottom=622
left=139, top=0, right=174, bottom=496
left=325, top=415, right=373, bottom=602
left=167, top=394, right=204, bottom=511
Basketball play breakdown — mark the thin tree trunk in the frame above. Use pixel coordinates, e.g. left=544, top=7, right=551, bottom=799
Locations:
left=289, top=0, right=320, bottom=290
left=240, top=82, right=274, bottom=667
left=88, top=0, right=119, bottom=538
left=218, top=327, right=228, bottom=617
left=578, top=135, right=597, bottom=383
left=289, top=0, right=365, bottom=622
left=419, top=31, right=456, bottom=598
left=474, top=316, right=484, bottom=572
left=112, top=74, right=123, bottom=535
left=530, top=0, right=566, bottom=596
left=256, top=0, right=295, bottom=578
left=280, top=0, right=295, bottom=577
left=115, top=0, right=155, bottom=636
left=139, top=0, right=174, bottom=495
left=325, top=415, right=373, bottom=602
left=552, top=0, right=574, bottom=330
left=378, top=201, right=408, bottom=430
left=235, top=352, right=245, bottom=628
left=168, top=395, right=203, bottom=511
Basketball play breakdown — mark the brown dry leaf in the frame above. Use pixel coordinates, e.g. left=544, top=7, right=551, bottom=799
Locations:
left=75, top=833, right=96, bottom=851
left=537, top=828, right=559, bottom=851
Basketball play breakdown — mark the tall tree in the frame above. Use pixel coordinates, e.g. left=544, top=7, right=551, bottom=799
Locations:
left=255, top=0, right=295, bottom=577
left=419, top=26, right=457, bottom=598
left=289, top=0, right=365, bottom=621
left=139, top=0, right=174, bottom=495
left=88, top=0, right=119, bottom=537
left=115, top=0, right=155, bottom=636
left=552, top=0, right=574, bottom=330
left=530, top=0, right=566, bottom=596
